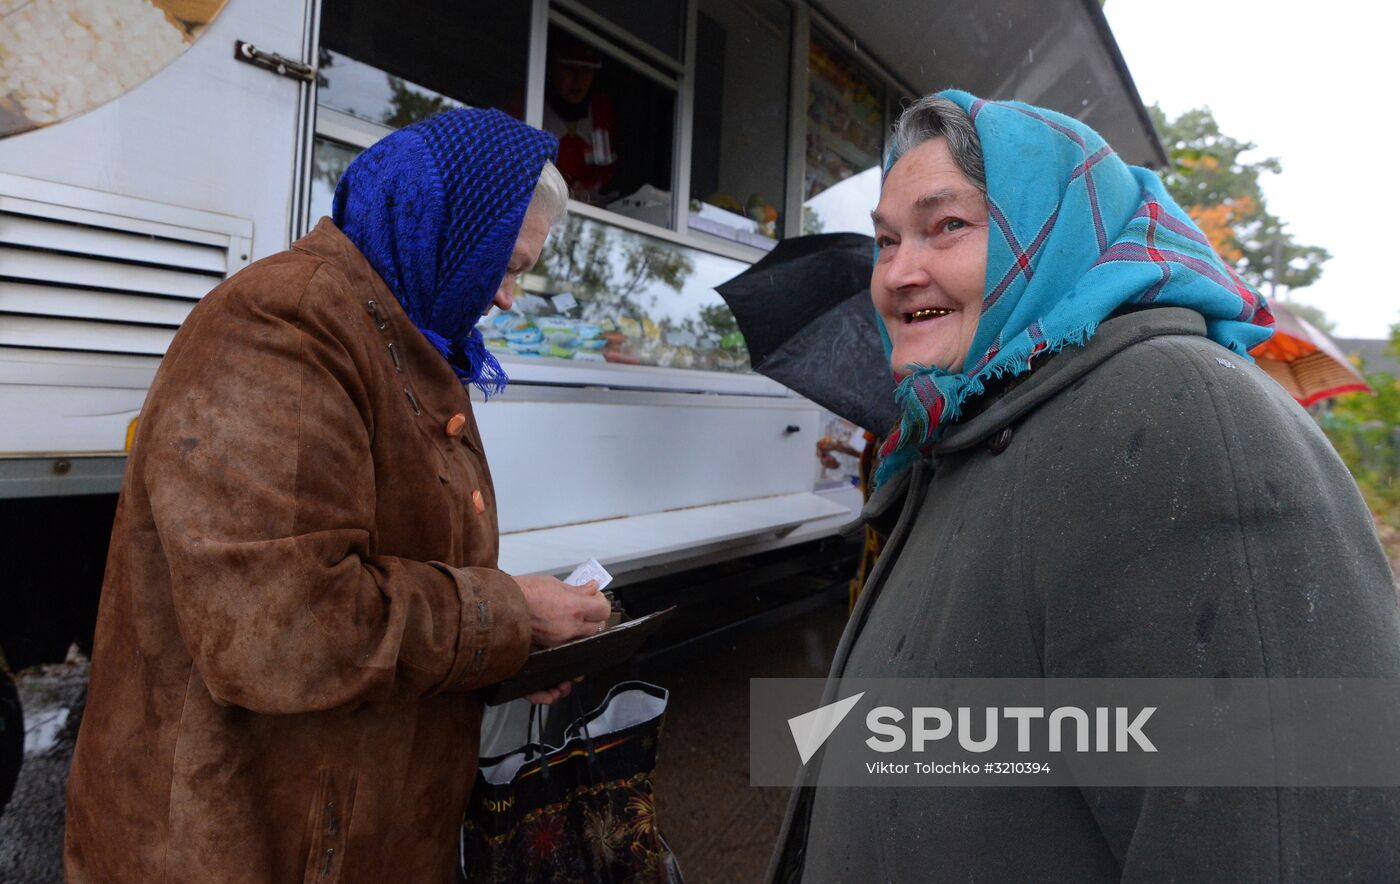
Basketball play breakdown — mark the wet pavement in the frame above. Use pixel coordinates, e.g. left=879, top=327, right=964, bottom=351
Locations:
left=0, top=658, right=88, bottom=884
left=650, top=602, right=848, bottom=883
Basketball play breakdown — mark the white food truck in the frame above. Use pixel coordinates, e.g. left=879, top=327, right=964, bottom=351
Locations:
left=0, top=0, right=1162, bottom=672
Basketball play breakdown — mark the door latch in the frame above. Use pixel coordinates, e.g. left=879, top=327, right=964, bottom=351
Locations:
left=234, top=40, right=315, bottom=83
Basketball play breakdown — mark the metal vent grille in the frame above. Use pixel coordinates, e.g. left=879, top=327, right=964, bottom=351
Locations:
left=0, top=174, right=253, bottom=358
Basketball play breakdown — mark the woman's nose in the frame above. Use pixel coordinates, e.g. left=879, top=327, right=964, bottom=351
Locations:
left=885, top=244, right=931, bottom=291
left=493, top=284, right=514, bottom=312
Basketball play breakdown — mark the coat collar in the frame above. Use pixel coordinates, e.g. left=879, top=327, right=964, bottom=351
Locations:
left=935, top=307, right=1208, bottom=455
left=293, top=218, right=397, bottom=305
left=847, top=455, right=928, bottom=538
left=292, top=219, right=479, bottom=439
left=854, top=308, right=1206, bottom=532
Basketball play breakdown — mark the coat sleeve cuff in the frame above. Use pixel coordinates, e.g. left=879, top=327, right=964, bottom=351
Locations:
left=429, top=564, right=532, bottom=692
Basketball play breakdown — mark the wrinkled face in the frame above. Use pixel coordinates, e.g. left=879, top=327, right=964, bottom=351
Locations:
left=492, top=206, right=553, bottom=312
left=871, top=138, right=989, bottom=375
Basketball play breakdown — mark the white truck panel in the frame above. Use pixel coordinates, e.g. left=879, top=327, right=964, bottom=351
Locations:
left=0, top=0, right=306, bottom=261
left=0, top=385, right=144, bottom=456
left=476, top=388, right=822, bottom=534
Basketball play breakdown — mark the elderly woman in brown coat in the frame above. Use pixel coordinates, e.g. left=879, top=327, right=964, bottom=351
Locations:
left=65, top=109, right=610, bottom=882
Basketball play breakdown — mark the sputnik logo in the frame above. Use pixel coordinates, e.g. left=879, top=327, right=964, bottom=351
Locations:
left=787, top=692, right=866, bottom=764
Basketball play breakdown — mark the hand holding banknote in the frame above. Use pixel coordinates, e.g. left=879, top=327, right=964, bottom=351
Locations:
left=512, top=574, right=610, bottom=648
left=512, top=561, right=615, bottom=704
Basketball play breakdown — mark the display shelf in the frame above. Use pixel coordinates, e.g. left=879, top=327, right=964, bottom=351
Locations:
left=808, top=73, right=881, bottom=121
left=808, top=121, right=879, bottom=169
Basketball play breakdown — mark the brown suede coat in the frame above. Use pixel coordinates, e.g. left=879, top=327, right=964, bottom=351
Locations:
left=65, top=219, right=532, bottom=883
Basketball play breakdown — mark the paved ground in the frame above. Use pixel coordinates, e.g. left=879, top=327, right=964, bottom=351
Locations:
left=0, top=659, right=87, bottom=884
left=650, top=603, right=848, bottom=883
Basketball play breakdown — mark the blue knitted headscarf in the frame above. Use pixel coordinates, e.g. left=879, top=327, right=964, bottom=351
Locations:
left=332, top=108, right=558, bottom=398
left=874, top=90, right=1275, bottom=485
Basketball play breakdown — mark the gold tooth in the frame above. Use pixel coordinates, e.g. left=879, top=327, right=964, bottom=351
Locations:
left=911, top=307, right=952, bottom=320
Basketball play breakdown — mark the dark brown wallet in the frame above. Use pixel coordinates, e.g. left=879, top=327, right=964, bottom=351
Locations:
left=483, top=606, right=677, bottom=705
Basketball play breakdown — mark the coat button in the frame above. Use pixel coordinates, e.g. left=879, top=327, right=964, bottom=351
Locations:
left=471, top=490, right=485, bottom=513
left=987, top=426, right=1014, bottom=455
left=445, top=413, right=466, bottom=437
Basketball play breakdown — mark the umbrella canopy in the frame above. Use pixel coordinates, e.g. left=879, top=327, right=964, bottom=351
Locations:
left=1251, top=302, right=1373, bottom=407
left=715, top=233, right=898, bottom=434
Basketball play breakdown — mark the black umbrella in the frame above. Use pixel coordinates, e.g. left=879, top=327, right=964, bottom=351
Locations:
left=715, top=232, right=898, bottom=434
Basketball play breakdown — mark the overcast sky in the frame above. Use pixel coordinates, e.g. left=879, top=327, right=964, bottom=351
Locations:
left=1104, top=1, right=1399, bottom=339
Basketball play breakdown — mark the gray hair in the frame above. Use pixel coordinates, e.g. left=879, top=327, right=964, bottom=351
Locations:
left=888, top=94, right=986, bottom=192
left=528, top=160, right=569, bottom=225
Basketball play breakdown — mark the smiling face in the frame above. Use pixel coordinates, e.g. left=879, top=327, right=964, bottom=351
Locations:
left=871, top=138, right=989, bottom=375
left=491, top=206, right=553, bottom=312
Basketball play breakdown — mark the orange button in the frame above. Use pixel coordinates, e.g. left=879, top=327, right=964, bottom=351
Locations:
left=445, top=412, right=466, bottom=437
left=471, top=489, right=485, bottom=513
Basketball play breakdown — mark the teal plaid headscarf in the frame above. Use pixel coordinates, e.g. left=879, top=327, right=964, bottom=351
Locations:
left=874, top=90, right=1275, bottom=485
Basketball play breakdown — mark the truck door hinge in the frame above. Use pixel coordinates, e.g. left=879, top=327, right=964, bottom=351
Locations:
left=234, top=40, right=315, bottom=83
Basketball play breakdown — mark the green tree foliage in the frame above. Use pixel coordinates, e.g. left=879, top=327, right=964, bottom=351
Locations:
left=382, top=77, right=455, bottom=129
left=1320, top=324, right=1400, bottom=535
left=534, top=217, right=751, bottom=369
left=695, top=303, right=740, bottom=339
left=1151, top=106, right=1330, bottom=295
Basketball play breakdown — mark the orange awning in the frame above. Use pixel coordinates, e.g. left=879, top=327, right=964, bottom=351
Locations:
left=1250, top=303, right=1372, bottom=407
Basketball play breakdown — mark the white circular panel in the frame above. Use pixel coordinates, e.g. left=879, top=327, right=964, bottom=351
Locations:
left=0, top=0, right=229, bottom=138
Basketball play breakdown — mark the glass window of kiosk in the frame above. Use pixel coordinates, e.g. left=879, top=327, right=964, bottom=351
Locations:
left=309, top=139, right=360, bottom=228
left=802, top=29, right=887, bottom=237
left=482, top=214, right=751, bottom=374
left=542, top=25, right=676, bottom=217
left=309, top=0, right=531, bottom=224
left=316, top=0, right=530, bottom=127
left=572, top=0, right=685, bottom=61
left=688, top=0, right=791, bottom=251
left=306, top=5, right=748, bottom=380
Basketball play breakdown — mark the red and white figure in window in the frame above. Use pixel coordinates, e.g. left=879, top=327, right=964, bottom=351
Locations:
left=542, top=35, right=618, bottom=203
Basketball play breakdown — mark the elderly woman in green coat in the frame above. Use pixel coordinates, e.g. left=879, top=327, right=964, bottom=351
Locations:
left=769, top=92, right=1400, bottom=881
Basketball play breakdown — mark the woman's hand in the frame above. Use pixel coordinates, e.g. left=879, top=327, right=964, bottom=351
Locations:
left=525, top=676, right=585, bottom=705
left=512, top=576, right=609, bottom=704
left=513, top=575, right=611, bottom=648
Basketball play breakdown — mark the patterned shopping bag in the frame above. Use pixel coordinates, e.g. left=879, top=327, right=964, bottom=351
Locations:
left=461, top=681, right=682, bottom=884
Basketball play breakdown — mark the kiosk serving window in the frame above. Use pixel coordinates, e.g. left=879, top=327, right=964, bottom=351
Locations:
left=688, top=0, right=790, bottom=250
left=309, top=0, right=531, bottom=224
left=317, top=0, right=530, bottom=127
left=305, top=2, right=914, bottom=388
left=570, top=0, right=686, bottom=60
left=541, top=24, right=676, bottom=212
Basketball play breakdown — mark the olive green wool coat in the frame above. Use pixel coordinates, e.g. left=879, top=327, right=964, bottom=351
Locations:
left=773, top=308, right=1400, bottom=883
